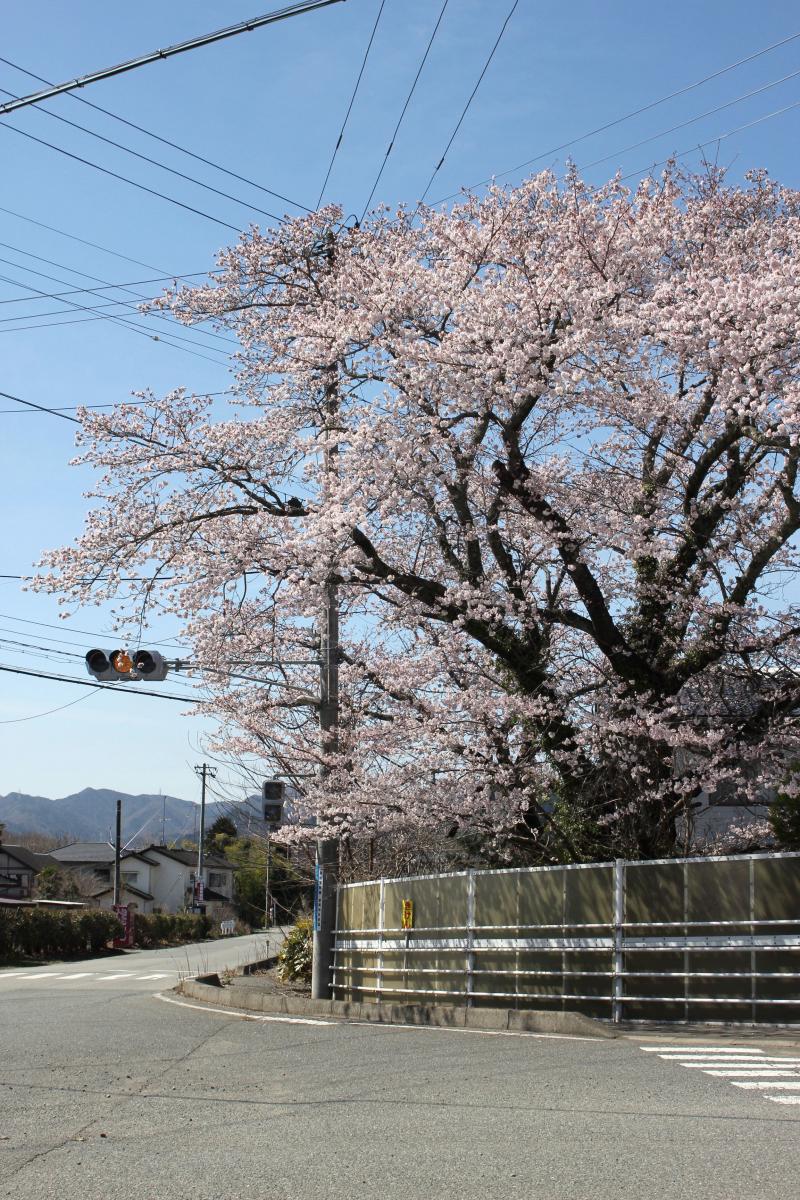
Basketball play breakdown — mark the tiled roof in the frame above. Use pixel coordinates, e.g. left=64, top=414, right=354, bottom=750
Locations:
left=1, top=845, right=56, bottom=870
left=142, top=845, right=235, bottom=870
left=51, top=842, right=116, bottom=863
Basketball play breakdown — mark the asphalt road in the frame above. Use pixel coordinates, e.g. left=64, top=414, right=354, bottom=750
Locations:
left=2, top=937, right=800, bottom=1200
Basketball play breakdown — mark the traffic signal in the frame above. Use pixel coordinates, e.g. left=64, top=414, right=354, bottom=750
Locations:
left=262, top=780, right=285, bottom=828
left=85, top=649, right=169, bottom=682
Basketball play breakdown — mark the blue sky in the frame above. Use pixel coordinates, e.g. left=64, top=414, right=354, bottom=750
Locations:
left=1, top=0, right=799, bottom=809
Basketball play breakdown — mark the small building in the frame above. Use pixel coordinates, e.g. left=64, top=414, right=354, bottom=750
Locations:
left=0, top=844, right=55, bottom=900
left=49, top=842, right=160, bottom=914
left=140, top=845, right=235, bottom=916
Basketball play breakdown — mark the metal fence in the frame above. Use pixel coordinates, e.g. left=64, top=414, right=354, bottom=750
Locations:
left=332, top=852, right=800, bottom=1024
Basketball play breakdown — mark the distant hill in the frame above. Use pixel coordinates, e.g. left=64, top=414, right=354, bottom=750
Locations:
left=0, top=787, right=269, bottom=845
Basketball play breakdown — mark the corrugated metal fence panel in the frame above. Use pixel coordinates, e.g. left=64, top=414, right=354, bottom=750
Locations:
left=333, top=853, right=800, bottom=1023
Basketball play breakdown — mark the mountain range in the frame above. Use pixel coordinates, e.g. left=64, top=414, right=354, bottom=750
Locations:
left=0, top=787, right=266, bottom=846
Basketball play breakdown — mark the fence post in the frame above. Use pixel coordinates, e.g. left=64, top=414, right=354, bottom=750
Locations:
left=466, top=870, right=476, bottom=1007
left=612, top=859, right=624, bottom=1024
left=749, top=857, right=757, bottom=1024
left=377, top=877, right=385, bottom=1005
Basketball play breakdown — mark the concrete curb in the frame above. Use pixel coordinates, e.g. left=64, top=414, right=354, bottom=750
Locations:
left=178, top=975, right=616, bottom=1038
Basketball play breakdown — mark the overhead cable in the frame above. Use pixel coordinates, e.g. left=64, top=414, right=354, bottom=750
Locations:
left=0, top=204, right=189, bottom=274
left=316, top=0, right=387, bottom=208
left=0, top=86, right=285, bottom=226
left=0, top=661, right=200, bottom=702
left=577, top=66, right=800, bottom=175
left=360, top=0, right=450, bottom=221
left=432, top=27, right=800, bottom=203
left=0, top=388, right=80, bottom=424
left=0, top=268, right=230, bottom=363
left=417, top=0, right=519, bottom=207
left=1, top=123, right=243, bottom=233
left=620, top=95, right=800, bottom=184
left=0, top=243, right=235, bottom=348
left=0, top=1, right=347, bottom=116
left=0, top=56, right=311, bottom=214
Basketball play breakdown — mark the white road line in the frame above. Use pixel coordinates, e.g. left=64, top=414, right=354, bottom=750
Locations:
left=701, top=1069, right=800, bottom=1077
left=11, top=972, right=65, bottom=980
left=732, top=1081, right=800, bottom=1090
left=154, top=992, right=335, bottom=1025
left=96, top=974, right=136, bottom=980
left=155, top=992, right=608, bottom=1039
left=640, top=1046, right=764, bottom=1054
left=137, top=973, right=171, bottom=980
left=768, top=1096, right=800, bottom=1105
left=674, top=1057, right=800, bottom=1066
left=60, top=973, right=94, bottom=980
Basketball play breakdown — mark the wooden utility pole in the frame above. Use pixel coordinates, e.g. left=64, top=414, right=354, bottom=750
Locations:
left=113, top=798, right=122, bottom=906
left=194, top=762, right=216, bottom=911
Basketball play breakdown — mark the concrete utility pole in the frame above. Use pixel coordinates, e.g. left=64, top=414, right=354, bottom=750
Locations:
left=113, top=798, right=122, bottom=906
left=312, top=343, right=341, bottom=1001
left=194, top=763, right=216, bottom=911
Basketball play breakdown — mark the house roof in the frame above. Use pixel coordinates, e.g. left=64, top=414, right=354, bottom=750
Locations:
left=1, top=845, right=55, bottom=871
left=50, top=843, right=156, bottom=866
left=91, top=882, right=154, bottom=902
left=143, top=845, right=235, bottom=870
left=51, top=842, right=116, bottom=863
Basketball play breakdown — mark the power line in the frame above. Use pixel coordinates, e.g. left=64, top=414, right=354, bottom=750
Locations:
left=578, top=65, right=800, bottom=177
left=620, top=94, right=800, bottom=184
left=0, top=387, right=234, bottom=417
left=0, top=268, right=210, bottom=306
left=0, top=87, right=286, bottom=226
left=417, top=0, right=519, bottom=207
left=0, top=204, right=187, bottom=274
left=0, top=244, right=236, bottom=349
left=1, top=123, right=243, bottom=233
left=360, top=0, right=450, bottom=221
left=0, top=57, right=311, bottom=215
left=0, top=389, right=79, bottom=424
left=0, top=1, right=347, bottom=116
left=316, top=0, right=387, bottom=208
left=0, top=689, right=97, bottom=725
left=0, top=611, right=189, bottom=651
left=431, top=27, right=800, bottom=203
left=0, top=269, right=231, bottom=364
left=0, top=661, right=200, bottom=702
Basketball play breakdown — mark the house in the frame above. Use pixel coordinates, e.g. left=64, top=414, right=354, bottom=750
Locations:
left=11, top=839, right=237, bottom=917
left=49, top=842, right=158, bottom=913
left=0, top=844, right=54, bottom=900
left=140, top=845, right=235, bottom=917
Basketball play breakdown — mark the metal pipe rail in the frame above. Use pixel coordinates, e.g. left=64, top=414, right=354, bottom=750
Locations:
left=332, top=852, right=800, bottom=1024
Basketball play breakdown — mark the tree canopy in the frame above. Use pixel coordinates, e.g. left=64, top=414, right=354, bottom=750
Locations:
left=38, top=167, right=800, bottom=861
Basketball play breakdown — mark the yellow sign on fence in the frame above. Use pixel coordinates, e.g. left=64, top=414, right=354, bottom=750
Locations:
left=401, top=899, right=414, bottom=929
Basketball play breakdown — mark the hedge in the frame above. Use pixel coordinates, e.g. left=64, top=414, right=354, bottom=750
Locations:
left=132, top=911, right=212, bottom=948
left=0, top=907, right=122, bottom=961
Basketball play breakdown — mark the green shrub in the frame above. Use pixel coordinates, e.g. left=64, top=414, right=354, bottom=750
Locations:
left=132, top=911, right=210, bottom=949
left=0, top=907, right=121, bottom=962
left=277, top=917, right=313, bottom=983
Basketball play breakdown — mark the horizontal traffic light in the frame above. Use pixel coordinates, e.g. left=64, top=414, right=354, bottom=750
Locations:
left=85, top=648, right=169, bottom=682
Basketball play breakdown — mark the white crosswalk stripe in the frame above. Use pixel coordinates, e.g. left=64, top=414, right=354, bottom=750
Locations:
left=641, top=1044, right=800, bottom=1106
left=0, top=970, right=175, bottom=985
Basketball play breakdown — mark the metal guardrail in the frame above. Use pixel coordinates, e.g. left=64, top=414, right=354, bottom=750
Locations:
left=331, top=853, right=800, bottom=1024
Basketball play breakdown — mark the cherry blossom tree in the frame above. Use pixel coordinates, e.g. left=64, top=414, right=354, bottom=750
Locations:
left=37, top=166, right=800, bottom=861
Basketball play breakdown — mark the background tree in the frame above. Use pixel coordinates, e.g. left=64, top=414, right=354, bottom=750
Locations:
left=38, top=166, right=800, bottom=861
